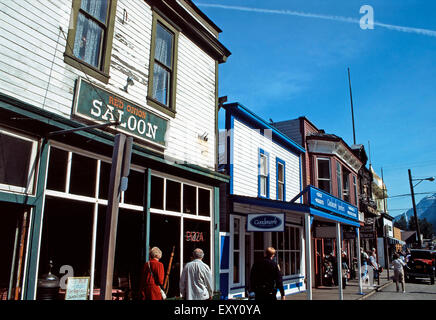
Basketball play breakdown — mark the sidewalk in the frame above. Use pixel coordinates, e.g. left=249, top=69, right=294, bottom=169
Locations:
left=285, top=269, right=393, bottom=300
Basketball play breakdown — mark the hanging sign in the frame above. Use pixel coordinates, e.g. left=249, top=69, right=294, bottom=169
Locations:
left=246, top=213, right=285, bottom=232
left=308, top=186, right=358, bottom=221
left=65, top=277, right=90, bottom=300
left=73, top=78, right=168, bottom=147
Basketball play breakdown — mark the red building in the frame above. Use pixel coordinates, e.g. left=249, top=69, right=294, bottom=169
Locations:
left=274, top=117, right=363, bottom=288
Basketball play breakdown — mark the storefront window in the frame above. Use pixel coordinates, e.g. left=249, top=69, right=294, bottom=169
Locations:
left=43, top=145, right=147, bottom=300
left=232, top=218, right=240, bottom=284
left=38, top=197, right=94, bottom=293
left=183, top=184, right=196, bottom=214
left=150, top=175, right=164, bottom=209
left=46, top=147, right=68, bottom=192
left=166, top=180, right=181, bottom=212
left=70, top=153, right=97, bottom=197
left=272, top=226, right=301, bottom=276
left=0, top=129, right=38, bottom=194
left=150, top=213, right=181, bottom=298
left=198, top=188, right=210, bottom=217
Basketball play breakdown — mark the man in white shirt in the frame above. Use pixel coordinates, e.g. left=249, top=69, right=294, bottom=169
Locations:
left=392, top=253, right=407, bottom=293
left=179, top=248, right=213, bottom=300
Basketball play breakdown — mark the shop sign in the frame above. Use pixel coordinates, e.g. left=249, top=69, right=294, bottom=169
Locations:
left=343, top=231, right=357, bottom=239
left=360, top=231, right=376, bottom=239
left=73, top=78, right=168, bottom=147
left=308, top=186, right=358, bottom=221
left=315, top=226, right=336, bottom=238
left=361, top=224, right=374, bottom=233
left=246, top=213, right=285, bottom=232
left=185, top=231, right=205, bottom=242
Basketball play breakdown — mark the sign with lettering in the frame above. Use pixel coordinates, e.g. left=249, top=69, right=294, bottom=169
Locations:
left=246, top=213, right=285, bottom=232
left=65, top=277, right=90, bottom=300
left=308, top=186, right=358, bottom=221
left=73, top=78, right=168, bottom=147
left=185, top=231, right=205, bottom=242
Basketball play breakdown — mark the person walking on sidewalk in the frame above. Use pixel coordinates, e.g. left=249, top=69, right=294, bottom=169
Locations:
left=179, top=248, right=213, bottom=300
left=369, top=249, right=379, bottom=287
left=392, top=253, right=407, bottom=293
left=249, top=247, right=286, bottom=301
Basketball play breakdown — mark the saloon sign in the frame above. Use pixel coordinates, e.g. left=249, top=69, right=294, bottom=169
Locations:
left=246, top=213, right=285, bottom=232
left=73, top=78, right=168, bottom=147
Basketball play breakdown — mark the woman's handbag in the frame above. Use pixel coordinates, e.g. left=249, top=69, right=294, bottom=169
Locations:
left=148, top=261, right=167, bottom=300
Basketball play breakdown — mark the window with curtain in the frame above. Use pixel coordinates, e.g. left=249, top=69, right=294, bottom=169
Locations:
left=65, top=0, right=117, bottom=83
left=73, top=0, right=108, bottom=68
left=317, top=158, right=331, bottom=193
left=152, top=23, right=173, bottom=106
left=148, top=15, right=178, bottom=116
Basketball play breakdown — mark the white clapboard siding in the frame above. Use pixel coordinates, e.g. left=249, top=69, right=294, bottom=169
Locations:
left=0, top=0, right=217, bottom=170
left=231, top=118, right=301, bottom=201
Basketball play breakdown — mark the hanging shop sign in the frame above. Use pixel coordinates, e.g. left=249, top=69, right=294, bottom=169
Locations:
left=246, top=213, right=285, bottom=232
left=360, top=231, right=376, bottom=239
left=308, top=186, right=358, bottom=221
left=73, top=78, right=168, bottom=147
left=315, top=226, right=336, bottom=238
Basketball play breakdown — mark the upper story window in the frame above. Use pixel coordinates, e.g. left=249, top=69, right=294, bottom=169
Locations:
left=147, top=14, right=179, bottom=118
left=342, top=167, right=350, bottom=203
left=353, top=175, right=358, bottom=206
left=276, top=158, right=286, bottom=201
left=64, top=0, right=118, bottom=84
left=258, top=149, right=269, bottom=198
left=336, top=162, right=342, bottom=199
left=317, top=158, right=331, bottom=193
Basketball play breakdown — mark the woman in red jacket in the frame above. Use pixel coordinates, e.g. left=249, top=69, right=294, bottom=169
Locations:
left=140, top=247, right=165, bottom=300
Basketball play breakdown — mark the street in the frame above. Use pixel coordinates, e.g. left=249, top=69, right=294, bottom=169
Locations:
left=366, top=278, right=436, bottom=300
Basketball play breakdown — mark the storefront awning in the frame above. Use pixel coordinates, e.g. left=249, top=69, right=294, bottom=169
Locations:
left=228, top=194, right=361, bottom=227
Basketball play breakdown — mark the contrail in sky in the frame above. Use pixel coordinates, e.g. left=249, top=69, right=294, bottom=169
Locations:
left=197, top=3, right=436, bottom=38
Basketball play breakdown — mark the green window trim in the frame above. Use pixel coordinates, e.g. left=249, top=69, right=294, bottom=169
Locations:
left=64, top=0, right=118, bottom=84
left=147, top=12, right=179, bottom=118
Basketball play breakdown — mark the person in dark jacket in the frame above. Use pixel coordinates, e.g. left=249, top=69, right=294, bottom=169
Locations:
left=249, top=247, right=285, bottom=301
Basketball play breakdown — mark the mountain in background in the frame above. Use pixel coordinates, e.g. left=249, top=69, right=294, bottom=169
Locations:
left=394, top=193, right=436, bottom=233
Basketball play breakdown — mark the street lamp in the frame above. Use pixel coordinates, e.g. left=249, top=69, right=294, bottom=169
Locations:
left=408, top=169, right=435, bottom=248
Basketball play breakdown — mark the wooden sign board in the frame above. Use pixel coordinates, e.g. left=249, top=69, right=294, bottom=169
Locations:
left=65, top=277, right=90, bottom=300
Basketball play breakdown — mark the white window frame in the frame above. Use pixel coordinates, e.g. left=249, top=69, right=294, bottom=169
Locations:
left=316, top=157, right=331, bottom=193
left=0, top=128, right=39, bottom=195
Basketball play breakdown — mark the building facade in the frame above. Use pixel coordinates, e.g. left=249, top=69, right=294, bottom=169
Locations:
left=273, top=117, right=362, bottom=289
left=0, top=0, right=230, bottom=300
left=218, top=103, right=307, bottom=299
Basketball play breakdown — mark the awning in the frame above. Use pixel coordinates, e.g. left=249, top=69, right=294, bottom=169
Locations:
left=388, top=237, right=405, bottom=245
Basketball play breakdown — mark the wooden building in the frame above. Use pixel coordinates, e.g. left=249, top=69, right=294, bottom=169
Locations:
left=0, top=0, right=230, bottom=300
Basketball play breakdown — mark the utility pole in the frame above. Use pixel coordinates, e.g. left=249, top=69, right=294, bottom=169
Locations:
left=348, top=67, right=356, bottom=145
left=408, top=169, right=422, bottom=248
left=381, top=168, right=389, bottom=280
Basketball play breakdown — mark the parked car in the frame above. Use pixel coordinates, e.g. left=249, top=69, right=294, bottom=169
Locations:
left=405, top=249, right=436, bottom=285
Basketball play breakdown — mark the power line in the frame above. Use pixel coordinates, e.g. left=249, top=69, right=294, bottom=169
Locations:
left=387, top=191, right=436, bottom=199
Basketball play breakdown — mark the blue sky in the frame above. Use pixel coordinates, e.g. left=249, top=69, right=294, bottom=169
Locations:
left=195, top=0, right=436, bottom=217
